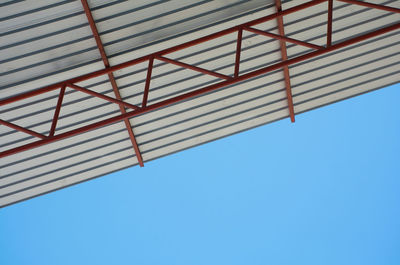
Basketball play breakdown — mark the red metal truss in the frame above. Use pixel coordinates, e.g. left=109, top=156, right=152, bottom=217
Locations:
left=81, top=0, right=144, bottom=167
left=1, top=0, right=399, bottom=159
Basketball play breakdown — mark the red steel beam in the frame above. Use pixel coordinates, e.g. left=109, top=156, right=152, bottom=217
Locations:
left=275, top=0, right=295, bottom=123
left=81, top=0, right=144, bottom=166
left=245, top=26, right=323, bottom=50
left=2, top=21, right=399, bottom=158
left=142, top=57, right=154, bottom=108
left=234, top=29, right=243, bottom=78
left=81, top=0, right=108, bottom=64
left=338, top=0, right=400, bottom=13
left=109, top=71, right=145, bottom=167
left=0, top=119, right=46, bottom=139
left=0, top=0, right=328, bottom=107
left=49, top=85, right=66, bottom=137
left=157, top=56, right=231, bottom=80
left=327, top=0, right=333, bottom=47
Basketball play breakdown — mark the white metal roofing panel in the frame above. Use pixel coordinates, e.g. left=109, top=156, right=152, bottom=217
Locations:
left=0, top=0, right=399, bottom=207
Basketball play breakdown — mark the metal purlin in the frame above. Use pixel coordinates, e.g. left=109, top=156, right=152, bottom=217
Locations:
left=0, top=0, right=399, bottom=159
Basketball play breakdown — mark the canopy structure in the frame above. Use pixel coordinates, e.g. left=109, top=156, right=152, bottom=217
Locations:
left=0, top=0, right=399, bottom=207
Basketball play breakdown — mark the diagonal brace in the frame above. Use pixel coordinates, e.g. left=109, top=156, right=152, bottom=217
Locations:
left=245, top=26, right=323, bottom=50
left=142, top=57, right=154, bottom=108
left=234, top=29, right=243, bottom=78
left=337, top=0, right=400, bottom=13
left=49, top=85, right=66, bottom=137
left=0, top=119, right=46, bottom=139
left=67, top=83, right=139, bottom=110
left=157, top=56, right=231, bottom=80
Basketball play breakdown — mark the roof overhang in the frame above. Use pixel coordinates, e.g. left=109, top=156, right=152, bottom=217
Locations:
left=1, top=0, right=399, bottom=207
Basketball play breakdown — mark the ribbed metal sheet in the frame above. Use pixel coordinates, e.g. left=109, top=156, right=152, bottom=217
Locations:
left=1, top=0, right=399, bottom=207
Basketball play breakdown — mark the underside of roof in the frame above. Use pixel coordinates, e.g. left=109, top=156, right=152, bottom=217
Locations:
left=0, top=0, right=399, bottom=207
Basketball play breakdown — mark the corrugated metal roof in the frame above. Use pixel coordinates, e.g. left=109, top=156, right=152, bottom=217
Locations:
left=1, top=0, right=399, bottom=207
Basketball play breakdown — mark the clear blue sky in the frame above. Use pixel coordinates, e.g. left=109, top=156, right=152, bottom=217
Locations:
left=1, top=84, right=399, bottom=265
